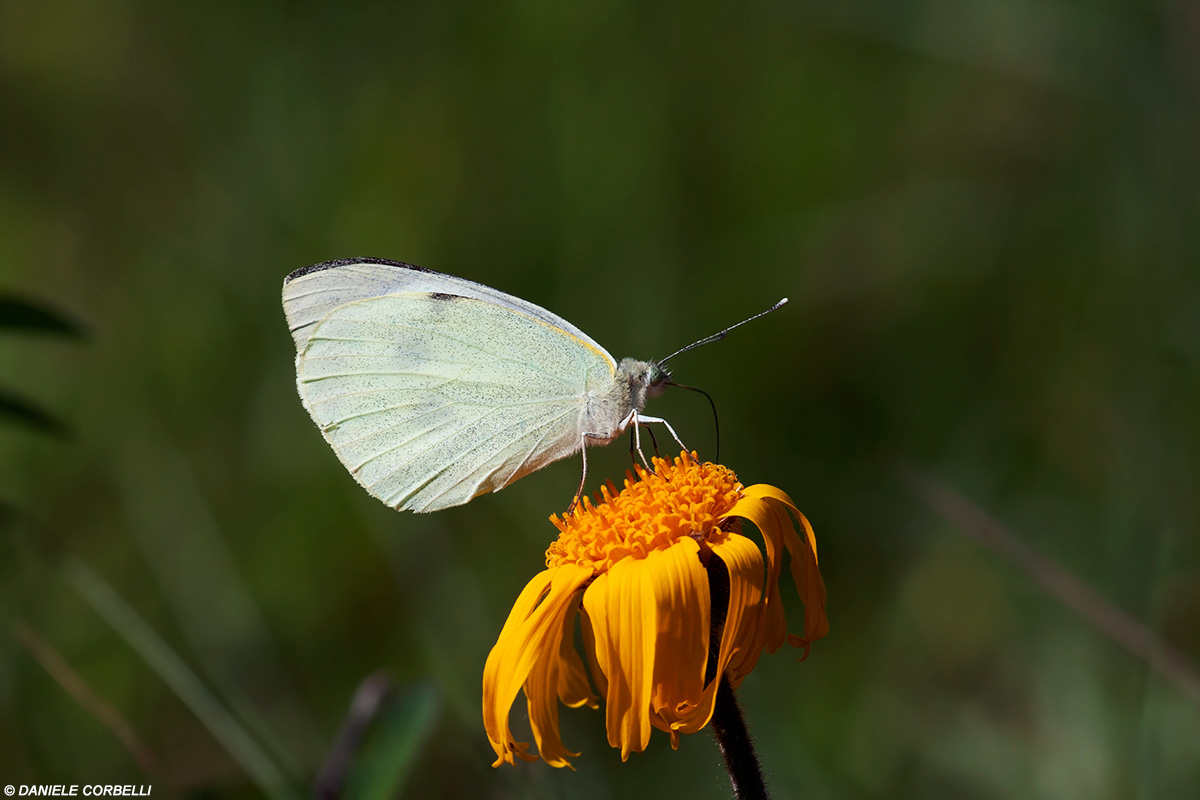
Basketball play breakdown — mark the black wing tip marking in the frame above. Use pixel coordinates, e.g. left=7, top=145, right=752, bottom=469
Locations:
left=284, top=257, right=440, bottom=285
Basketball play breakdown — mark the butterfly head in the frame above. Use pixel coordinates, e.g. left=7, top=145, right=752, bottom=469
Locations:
left=614, top=358, right=671, bottom=409
left=646, top=361, right=671, bottom=399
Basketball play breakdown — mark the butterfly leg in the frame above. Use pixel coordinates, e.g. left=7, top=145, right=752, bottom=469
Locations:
left=570, top=432, right=608, bottom=514
left=630, top=415, right=653, bottom=471
left=641, top=423, right=660, bottom=458
left=634, top=415, right=697, bottom=463
left=627, top=420, right=659, bottom=468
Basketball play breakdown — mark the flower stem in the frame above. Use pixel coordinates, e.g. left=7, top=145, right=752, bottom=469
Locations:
left=710, top=675, right=770, bottom=800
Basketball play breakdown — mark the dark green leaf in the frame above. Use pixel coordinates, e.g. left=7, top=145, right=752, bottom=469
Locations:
left=0, top=388, right=67, bottom=436
left=0, top=296, right=85, bottom=337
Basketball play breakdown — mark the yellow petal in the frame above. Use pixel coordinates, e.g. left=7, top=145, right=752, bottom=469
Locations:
left=742, top=484, right=820, bottom=565
left=734, top=486, right=829, bottom=655
left=524, top=598, right=587, bottom=769
left=483, top=569, right=554, bottom=765
left=710, top=531, right=770, bottom=688
left=579, top=605, right=608, bottom=698
left=642, top=532, right=768, bottom=736
left=723, top=495, right=788, bottom=652
left=583, top=554, right=658, bottom=760
left=482, top=564, right=592, bottom=766
left=557, top=601, right=600, bottom=711
left=647, top=538, right=710, bottom=730
left=648, top=709, right=683, bottom=750
left=781, top=509, right=829, bottom=652
left=745, top=486, right=828, bottom=649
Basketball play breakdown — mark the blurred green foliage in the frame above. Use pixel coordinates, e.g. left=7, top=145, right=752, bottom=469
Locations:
left=0, top=295, right=81, bottom=433
left=1, top=0, right=1198, bottom=797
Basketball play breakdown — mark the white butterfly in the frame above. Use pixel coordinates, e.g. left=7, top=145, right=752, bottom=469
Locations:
left=283, top=257, right=783, bottom=513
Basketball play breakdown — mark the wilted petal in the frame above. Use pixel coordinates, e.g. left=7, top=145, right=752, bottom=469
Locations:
left=742, top=484, right=829, bottom=652
left=724, top=493, right=788, bottom=652
left=579, top=605, right=608, bottom=698
left=709, top=531, right=768, bottom=688
left=556, top=601, right=600, bottom=711
left=483, top=564, right=592, bottom=766
left=647, top=538, right=710, bottom=733
left=583, top=555, right=656, bottom=759
left=524, top=597, right=592, bottom=768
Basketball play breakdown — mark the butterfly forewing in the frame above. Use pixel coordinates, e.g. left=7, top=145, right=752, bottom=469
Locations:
left=284, top=258, right=612, bottom=359
left=297, top=291, right=615, bottom=512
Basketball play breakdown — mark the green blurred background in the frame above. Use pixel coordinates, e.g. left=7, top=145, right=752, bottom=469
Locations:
left=2, top=0, right=1198, bottom=797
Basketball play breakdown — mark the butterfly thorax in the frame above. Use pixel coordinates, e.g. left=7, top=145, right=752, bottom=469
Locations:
left=581, top=358, right=670, bottom=442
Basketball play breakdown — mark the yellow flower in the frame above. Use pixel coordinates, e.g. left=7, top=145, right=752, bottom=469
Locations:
left=482, top=452, right=828, bottom=768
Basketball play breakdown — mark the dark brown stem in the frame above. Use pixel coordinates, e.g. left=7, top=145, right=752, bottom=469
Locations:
left=710, top=675, right=770, bottom=800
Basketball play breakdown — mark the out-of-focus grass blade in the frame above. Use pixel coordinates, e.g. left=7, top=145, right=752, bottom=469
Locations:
left=0, top=388, right=66, bottom=435
left=12, top=620, right=158, bottom=774
left=62, top=559, right=298, bottom=800
left=0, top=296, right=84, bottom=337
left=116, top=436, right=321, bottom=774
left=338, top=681, right=439, bottom=800
left=902, top=465, right=1200, bottom=706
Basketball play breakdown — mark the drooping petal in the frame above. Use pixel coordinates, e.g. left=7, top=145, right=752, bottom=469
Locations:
left=483, top=564, right=592, bottom=766
left=709, top=531, right=769, bottom=689
left=646, top=538, right=710, bottom=737
left=736, top=485, right=829, bottom=655
left=744, top=485, right=829, bottom=650
left=483, top=571, right=552, bottom=767
left=647, top=531, right=764, bottom=738
left=783, top=509, right=829, bottom=653
left=524, top=595, right=592, bottom=768
left=742, top=484, right=820, bottom=568
left=583, top=553, right=658, bottom=760
left=723, top=494, right=788, bottom=652
left=579, top=605, right=608, bottom=698
left=556, top=601, right=600, bottom=711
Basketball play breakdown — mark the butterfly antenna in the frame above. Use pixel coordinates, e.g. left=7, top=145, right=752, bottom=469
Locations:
left=666, top=382, right=720, bottom=462
left=659, top=298, right=788, bottom=365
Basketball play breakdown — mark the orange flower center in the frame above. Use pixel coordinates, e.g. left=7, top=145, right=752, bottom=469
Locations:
left=546, top=453, right=743, bottom=573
